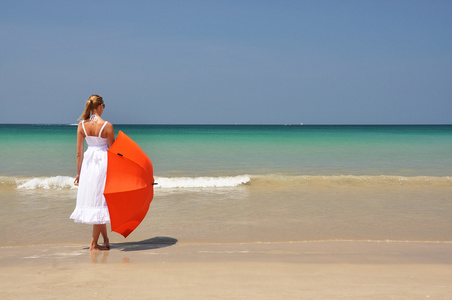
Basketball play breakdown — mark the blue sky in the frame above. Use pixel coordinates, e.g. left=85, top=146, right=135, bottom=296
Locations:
left=1, top=0, right=451, bottom=124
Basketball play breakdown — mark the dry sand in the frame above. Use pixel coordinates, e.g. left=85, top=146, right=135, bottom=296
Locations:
left=1, top=240, right=452, bottom=299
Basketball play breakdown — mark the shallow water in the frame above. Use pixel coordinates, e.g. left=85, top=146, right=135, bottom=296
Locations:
left=1, top=125, right=451, bottom=247
left=1, top=175, right=451, bottom=247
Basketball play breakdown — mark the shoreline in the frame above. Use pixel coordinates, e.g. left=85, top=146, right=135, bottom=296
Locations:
left=2, top=240, right=452, bottom=265
left=2, top=241, right=452, bottom=299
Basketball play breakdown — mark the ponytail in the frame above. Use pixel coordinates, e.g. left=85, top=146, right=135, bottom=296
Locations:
left=79, top=100, right=93, bottom=120
left=78, top=95, right=103, bottom=120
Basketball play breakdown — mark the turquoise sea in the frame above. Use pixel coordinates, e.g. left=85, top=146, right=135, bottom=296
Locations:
left=1, top=124, right=451, bottom=247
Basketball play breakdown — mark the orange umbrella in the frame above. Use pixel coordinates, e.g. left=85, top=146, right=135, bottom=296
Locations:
left=104, top=131, right=155, bottom=238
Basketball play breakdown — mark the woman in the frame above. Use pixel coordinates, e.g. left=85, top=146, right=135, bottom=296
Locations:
left=70, top=95, right=115, bottom=251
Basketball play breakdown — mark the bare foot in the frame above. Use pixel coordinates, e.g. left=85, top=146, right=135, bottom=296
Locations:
left=104, top=238, right=110, bottom=250
left=90, top=244, right=109, bottom=251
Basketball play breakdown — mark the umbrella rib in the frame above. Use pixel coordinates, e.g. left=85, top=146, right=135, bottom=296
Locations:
left=111, top=153, right=153, bottom=181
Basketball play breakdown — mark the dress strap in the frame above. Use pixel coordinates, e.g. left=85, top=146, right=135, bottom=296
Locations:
left=81, top=121, right=88, bottom=137
left=99, top=121, right=109, bottom=137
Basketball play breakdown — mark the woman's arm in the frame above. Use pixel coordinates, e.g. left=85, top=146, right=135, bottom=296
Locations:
left=74, top=122, right=85, bottom=185
left=105, top=122, right=115, bottom=148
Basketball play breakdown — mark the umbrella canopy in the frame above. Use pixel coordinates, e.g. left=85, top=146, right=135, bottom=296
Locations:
left=104, top=131, right=155, bottom=238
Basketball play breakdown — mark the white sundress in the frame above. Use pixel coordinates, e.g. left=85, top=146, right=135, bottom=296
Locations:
left=70, top=121, right=110, bottom=224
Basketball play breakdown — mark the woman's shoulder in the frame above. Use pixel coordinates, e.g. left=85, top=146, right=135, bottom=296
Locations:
left=103, top=120, right=113, bottom=128
left=77, top=120, right=87, bottom=136
left=103, top=121, right=114, bottom=134
left=78, top=119, right=89, bottom=126
left=77, top=120, right=85, bottom=129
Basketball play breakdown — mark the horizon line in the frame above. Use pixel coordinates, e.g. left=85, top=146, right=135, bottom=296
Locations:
left=1, top=123, right=451, bottom=126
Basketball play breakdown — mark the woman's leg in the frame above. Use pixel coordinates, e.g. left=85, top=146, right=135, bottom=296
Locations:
left=90, top=224, right=108, bottom=251
left=100, top=224, right=110, bottom=249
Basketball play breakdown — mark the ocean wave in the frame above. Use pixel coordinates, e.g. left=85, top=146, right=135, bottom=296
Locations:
left=1, top=174, right=451, bottom=191
left=155, top=175, right=251, bottom=188
left=250, top=174, right=452, bottom=187
left=0, top=175, right=251, bottom=190
left=15, top=176, right=76, bottom=190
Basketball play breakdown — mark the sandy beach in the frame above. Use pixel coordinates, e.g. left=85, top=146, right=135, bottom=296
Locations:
left=1, top=240, right=452, bottom=299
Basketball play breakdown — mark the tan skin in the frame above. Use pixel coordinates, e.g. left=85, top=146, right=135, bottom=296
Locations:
left=74, top=103, right=115, bottom=251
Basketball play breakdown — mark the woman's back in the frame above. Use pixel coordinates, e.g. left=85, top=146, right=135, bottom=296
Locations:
left=82, top=119, right=109, bottom=138
left=82, top=120, right=109, bottom=147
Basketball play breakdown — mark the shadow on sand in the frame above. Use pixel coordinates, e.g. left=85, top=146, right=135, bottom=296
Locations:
left=110, top=236, right=178, bottom=252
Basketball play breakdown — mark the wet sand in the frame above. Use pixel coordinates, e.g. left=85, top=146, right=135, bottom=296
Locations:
left=1, top=240, right=452, bottom=299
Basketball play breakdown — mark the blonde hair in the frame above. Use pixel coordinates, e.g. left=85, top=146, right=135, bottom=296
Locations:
left=78, top=95, right=104, bottom=120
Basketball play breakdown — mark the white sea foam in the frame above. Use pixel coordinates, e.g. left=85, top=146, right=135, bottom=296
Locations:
left=10, top=174, right=451, bottom=191
left=12, top=175, right=251, bottom=190
left=154, top=175, right=251, bottom=188
left=16, top=176, right=76, bottom=190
